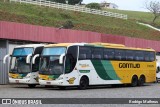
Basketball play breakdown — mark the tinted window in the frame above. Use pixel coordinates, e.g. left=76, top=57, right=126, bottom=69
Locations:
left=144, top=52, right=150, bottom=61
left=79, top=47, right=91, bottom=60
left=65, top=46, right=78, bottom=74
left=103, top=49, right=115, bottom=60
left=134, top=51, right=144, bottom=61
left=156, top=52, right=160, bottom=56
left=150, top=52, right=155, bottom=61
left=115, top=49, right=126, bottom=60
left=32, top=47, right=44, bottom=72
left=126, top=50, right=134, bottom=60
left=92, top=48, right=103, bottom=59
left=34, top=46, right=44, bottom=55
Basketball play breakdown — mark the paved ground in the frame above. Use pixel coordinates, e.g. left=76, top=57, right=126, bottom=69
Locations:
left=0, top=83, right=160, bottom=107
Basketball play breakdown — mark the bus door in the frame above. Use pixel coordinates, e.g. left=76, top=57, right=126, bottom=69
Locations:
left=64, top=46, right=79, bottom=85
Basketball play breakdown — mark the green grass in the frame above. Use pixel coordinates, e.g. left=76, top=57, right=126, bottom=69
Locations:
left=0, top=1, right=160, bottom=40
left=103, top=8, right=160, bottom=26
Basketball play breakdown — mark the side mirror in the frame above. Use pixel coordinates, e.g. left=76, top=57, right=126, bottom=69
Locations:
left=3, top=54, right=10, bottom=64
left=26, top=54, right=32, bottom=64
left=59, top=53, right=65, bottom=64
left=32, top=54, right=40, bottom=64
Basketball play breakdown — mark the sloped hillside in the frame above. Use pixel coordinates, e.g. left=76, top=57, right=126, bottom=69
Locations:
left=0, top=1, right=160, bottom=40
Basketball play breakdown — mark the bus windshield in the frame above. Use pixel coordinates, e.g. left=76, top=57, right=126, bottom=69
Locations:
left=10, top=57, right=31, bottom=74
left=39, top=47, right=66, bottom=75
left=10, top=48, right=33, bottom=74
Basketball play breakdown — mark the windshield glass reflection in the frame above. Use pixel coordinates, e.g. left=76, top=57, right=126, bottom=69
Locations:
left=10, top=57, right=31, bottom=74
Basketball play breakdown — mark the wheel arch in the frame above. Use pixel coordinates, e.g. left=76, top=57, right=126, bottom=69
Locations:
left=139, top=74, right=146, bottom=82
left=79, top=75, right=90, bottom=85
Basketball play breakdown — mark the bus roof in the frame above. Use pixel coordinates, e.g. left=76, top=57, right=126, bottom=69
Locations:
left=15, top=44, right=45, bottom=49
left=45, top=43, right=86, bottom=47
left=44, top=43, right=155, bottom=52
left=90, top=43, right=155, bottom=52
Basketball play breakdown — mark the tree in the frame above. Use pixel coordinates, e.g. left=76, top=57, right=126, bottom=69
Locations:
left=86, top=3, right=101, bottom=10
left=145, top=1, right=160, bottom=24
left=68, top=0, right=83, bottom=5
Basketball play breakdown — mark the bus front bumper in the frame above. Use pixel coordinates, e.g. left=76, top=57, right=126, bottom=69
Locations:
left=39, top=79, right=63, bottom=86
left=9, top=78, right=36, bottom=84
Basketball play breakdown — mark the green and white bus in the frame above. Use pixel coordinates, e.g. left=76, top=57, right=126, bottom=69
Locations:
left=38, top=43, right=156, bottom=89
left=3, top=44, right=45, bottom=88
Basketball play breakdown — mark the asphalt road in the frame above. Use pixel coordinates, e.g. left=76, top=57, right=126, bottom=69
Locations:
left=0, top=83, right=160, bottom=107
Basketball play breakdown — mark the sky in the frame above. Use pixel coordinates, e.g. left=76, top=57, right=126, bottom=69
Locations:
left=82, top=0, right=160, bottom=12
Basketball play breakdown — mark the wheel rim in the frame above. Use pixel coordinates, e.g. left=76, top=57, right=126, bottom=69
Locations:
left=80, top=79, right=87, bottom=88
left=141, top=77, right=145, bottom=84
left=139, top=76, right=145, bottom=86
left=132, top=77, right=137, bottom=86
left=79, top=77, right=88, bottom=89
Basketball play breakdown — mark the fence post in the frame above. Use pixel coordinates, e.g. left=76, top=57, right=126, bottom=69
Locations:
left=40, top=0, right=42, bottom=6
left=49, top=1, right=50, bottom=7
left=65, top=4, right=67, bottom=10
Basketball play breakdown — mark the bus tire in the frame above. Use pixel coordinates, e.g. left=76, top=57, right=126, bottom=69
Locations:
left=131, top=75, right=138, bottom=87
left=28, top=84, right=36, bottom=88
left=138, top=75, right=145, bottom=86
left=78, top=76, right=89, bottom=90
left=156, top=77, right=158, bottom=83
left=58, top=86, right=66, bottom=90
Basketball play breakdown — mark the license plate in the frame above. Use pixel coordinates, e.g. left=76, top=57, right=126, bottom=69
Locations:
left=46, top=82, right=51, bottom=85
left=15, top=80, right=19, bottom=83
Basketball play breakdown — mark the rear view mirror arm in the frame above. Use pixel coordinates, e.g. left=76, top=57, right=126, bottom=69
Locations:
left=3, top=54, right=10, bottom=64
left=32, top=54, right=40, bottom=64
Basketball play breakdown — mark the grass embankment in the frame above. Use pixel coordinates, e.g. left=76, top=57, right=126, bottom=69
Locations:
left=0, top=1, right=160, bottom=40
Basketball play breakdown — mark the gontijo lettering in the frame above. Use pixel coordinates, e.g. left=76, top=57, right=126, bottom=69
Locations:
left=119, top=63, right=140, bottom=68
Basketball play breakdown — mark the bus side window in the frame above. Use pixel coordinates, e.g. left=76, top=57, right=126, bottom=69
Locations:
left=92, top=48, right=103, bottom=60
left=65, top=46, right=78, bottom=74
left=126, top=50, right=134, bottom=61
left=103, top=49, right=114, bottom=60
left=79, top=54, right=86, bottom=60
left=79, top=47, right=91, bottom=60
left=150, top=52, right=155, bottom=61
left=115, top=49, right=126, bottom=60
left=134, top=51, right=144, bottom=61
left=144, top=52, right=150, bottom=61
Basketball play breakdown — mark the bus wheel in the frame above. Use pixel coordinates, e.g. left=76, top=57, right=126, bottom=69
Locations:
left=138, top=75, right=145, bottom=86
left=131, top=75, right=138, bottom=87
left=58, top=86, right=66, bottom=90
left=156, top=77, right=159, bottom=83
left=78, top=76, right=89, bottom=90
left=28, top=84, right=36, bottom=88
